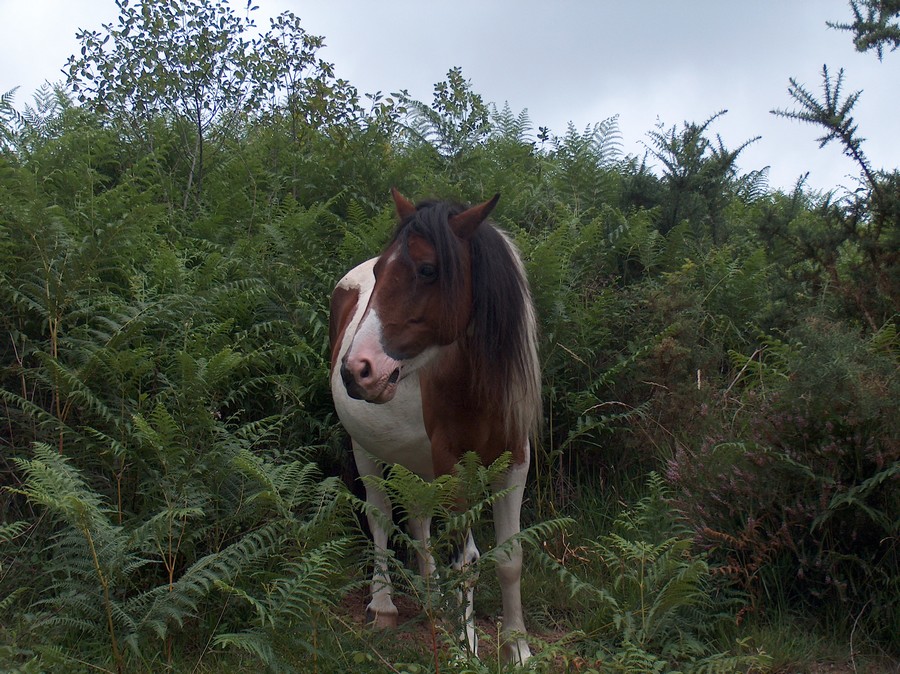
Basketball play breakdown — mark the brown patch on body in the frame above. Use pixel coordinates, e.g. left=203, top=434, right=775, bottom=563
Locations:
left=329, top=285, right=359, bottom=369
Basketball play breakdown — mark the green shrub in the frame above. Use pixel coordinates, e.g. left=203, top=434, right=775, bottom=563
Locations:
left=541, top=474, right=771, bottom=673
left=668, top=317, right=899, bottom=646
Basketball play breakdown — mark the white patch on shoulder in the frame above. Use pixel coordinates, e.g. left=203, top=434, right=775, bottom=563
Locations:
left=337, top=257, right=377, bottom=292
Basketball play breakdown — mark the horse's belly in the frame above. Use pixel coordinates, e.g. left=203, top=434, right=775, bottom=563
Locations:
left=331, top=366, right=434, bottom=480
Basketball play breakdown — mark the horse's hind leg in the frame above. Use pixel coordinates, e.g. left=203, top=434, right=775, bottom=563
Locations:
left=493, top=449, right=532, bottom=664
left=407, top=515, right=436, bottom=579
left=353, top=443, right=399, bottom=628
left=451, top=529, right=480, bottom=658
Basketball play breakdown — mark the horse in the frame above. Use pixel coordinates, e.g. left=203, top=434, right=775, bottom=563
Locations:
left=329, top=189, right=541, bottom=664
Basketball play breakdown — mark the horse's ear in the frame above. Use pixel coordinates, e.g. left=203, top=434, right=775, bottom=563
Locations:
left=449, top=193, right=500, bottom=239
left=391, top=187, right=416, bottom=220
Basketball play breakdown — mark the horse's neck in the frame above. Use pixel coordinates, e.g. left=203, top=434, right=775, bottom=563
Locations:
left=423, top=340, right=471, bottom=392
left=419, top=340, right=517, bottom=471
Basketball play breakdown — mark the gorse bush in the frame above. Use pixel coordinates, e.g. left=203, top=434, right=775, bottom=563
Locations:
left=1, top=0, right=898, bottom=670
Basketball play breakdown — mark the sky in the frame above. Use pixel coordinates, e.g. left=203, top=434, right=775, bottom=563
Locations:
left=1, top=0, right=897, bottom=193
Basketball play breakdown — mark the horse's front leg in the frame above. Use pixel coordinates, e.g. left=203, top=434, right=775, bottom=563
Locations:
left=493, top=448, right=532, bottom=664
left=353, top=444, right=399, bottom=628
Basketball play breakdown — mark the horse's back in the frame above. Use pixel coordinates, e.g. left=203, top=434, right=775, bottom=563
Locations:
left=329, top=259, right=434, bottom=479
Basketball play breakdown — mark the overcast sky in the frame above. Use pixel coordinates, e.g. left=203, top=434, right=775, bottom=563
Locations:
left=1, top=0, right=897, bottom=192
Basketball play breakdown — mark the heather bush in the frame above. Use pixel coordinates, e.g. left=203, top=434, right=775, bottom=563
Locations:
left=667, top=316, right=899, bottom=645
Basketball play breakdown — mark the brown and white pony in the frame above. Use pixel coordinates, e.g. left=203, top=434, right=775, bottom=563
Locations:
left=329, top=189, right=540, bottom=664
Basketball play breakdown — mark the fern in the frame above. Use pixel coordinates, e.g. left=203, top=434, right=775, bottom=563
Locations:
left=5, top=415, right=353, bottom=671
left=814, top=460, right=900, bottom=532
left=338, top=198, right=395, bottom=264
left=350, top=451, right=572, bottom=664
left=553, top=474, right=769, bottom=672
left=9, top=444, right=133, bottom=670
left=0, top=87, right=26, bottom=150
left=213, top=539, right=351, bottom=670
left=554, top=117, right=623, bottom=168
left=548, top=117, right=622, bottom=211
left=490, top=102, right=533, bottom=144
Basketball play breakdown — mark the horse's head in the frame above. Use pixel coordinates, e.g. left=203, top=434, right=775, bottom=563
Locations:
left=340, top=188, right=499, bottom=403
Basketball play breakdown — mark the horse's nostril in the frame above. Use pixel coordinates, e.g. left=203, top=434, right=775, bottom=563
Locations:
left=388, top=368, right=400, bottom=385
left=360, top=361, right=371, bottom=379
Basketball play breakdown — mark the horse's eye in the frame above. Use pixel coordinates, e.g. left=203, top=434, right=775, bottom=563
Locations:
left=417, top=263, right=438, bottom=282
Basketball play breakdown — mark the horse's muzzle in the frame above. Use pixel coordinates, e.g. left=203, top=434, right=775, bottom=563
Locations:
left=340, top=359, right=401, bottom=403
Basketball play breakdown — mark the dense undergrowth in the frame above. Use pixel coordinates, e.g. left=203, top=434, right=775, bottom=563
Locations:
left=1, top=1, right=897, bottom=672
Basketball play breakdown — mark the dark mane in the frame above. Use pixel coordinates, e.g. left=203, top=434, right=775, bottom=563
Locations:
left=393, top=199, right=541, bottom=445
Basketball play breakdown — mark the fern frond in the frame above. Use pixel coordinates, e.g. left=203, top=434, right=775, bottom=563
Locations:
left=0, top=520, right=32, bottom=544
left=232, top=449, right=325, bottom=514
left=212, top=629, right=278, bottom=665
left=490, top=102, right=533, bottom=143
left=10, top=444, right=113, bottom=528
left=176, top=520, right=285, bottom=595
left=0, top=587, right=29, bottom=614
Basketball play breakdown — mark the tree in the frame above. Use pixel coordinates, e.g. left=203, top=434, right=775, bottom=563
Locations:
left=66, top=0, right=266, bottom=210
left=252, top=11, right=359, bottom=136
left=401, top=67, right=491, bottom=161
left=249, top=11, right=361, bottom=201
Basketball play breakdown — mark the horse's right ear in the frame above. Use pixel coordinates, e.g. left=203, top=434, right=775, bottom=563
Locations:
left=391, top=188, right=416, bottom=220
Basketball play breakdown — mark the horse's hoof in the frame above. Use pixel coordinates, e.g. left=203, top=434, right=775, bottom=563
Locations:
left=502, top=639, right=532, bottom=666
left=365, top=607, right=398, bottom=629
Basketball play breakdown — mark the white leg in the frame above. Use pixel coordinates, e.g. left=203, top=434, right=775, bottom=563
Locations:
left=353, top=443, right=399, bottom=628
left=451, top=529, right=480, bottom=657
left=407, top=515, right=436, bottom=579
left=493, top=447, right=532, bottom=664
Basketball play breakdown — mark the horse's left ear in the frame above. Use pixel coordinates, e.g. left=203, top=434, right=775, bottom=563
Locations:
left=449, top=193, right=500, bottom=239
left=391, top=187, right=417, bottom=220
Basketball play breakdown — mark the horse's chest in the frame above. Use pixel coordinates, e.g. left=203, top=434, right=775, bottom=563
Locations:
left=331, top=366, right=433, bottom=479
